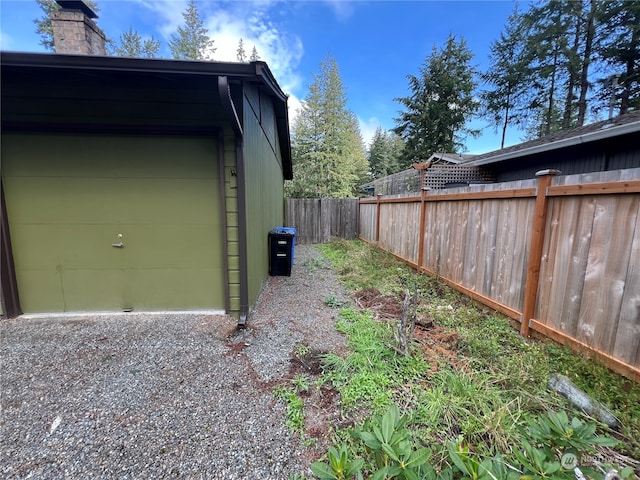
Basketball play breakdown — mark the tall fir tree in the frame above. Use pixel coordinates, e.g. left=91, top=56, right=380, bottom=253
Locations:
left=286, top=56, right=369, bottom=198
left=481, top=0, right=609, bottom=139
left=521, top=1, right=570, bottom=137
left=480, top=5, right=531, bottom=148
left=345, top=111, right=371, bottom=188
left=516, top=1, right=604, bottom=136
left=368, top=127, right=405, bottom=178
left=250, top=46, right=260, bottom=62
left=111, top=27, right=161, bottom=58
left=168, top=0, right=215, bottom=60
left=236, top=38, right=246, bottom=62
left=34, top=0, right=99, bottom=51
left=597, top=0, right=640, bottom=115
left=394, top=34, right=479, bottom=163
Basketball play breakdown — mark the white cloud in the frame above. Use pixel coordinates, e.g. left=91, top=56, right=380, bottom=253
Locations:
left=0, top=31, right=14, bottom=50
left=287, top=94, right=303, bottom=128
left=322, top=0, right=357, bottom=21
left=139, top=0, right=304, bottom=123
left=204, top=9, right=304, bottom=95
left=358, top=116, right=381, bottom=149
left=138, top=0, right=188, bottom=38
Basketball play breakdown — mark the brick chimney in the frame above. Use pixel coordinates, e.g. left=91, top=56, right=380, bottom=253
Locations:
left=51, top=1, right=107, bottom=55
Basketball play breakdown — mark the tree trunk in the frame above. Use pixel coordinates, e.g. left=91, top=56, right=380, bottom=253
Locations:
left=562, top=5, right=582, bottom=129
left=577, top=0, right=596, bottom=126
left=620, top=11, right=639, bottom=115
left=501, top=90, right=510, bottom=149
left=545, top=46, right=559, bottom=135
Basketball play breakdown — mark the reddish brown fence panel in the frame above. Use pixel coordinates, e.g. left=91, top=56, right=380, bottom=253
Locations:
left=359, top=168, right=640, bottom=382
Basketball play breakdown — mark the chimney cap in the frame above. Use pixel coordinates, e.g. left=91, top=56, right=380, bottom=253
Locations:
left=55, top=0, right=98, bottom=19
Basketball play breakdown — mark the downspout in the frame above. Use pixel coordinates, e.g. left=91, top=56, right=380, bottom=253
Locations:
left=218, top=76, right=249, bottom=326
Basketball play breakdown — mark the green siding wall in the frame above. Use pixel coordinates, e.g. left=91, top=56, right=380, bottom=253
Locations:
left=2, top=133, right=225, bottom=312
left=242, top=86, right=287, bottom=310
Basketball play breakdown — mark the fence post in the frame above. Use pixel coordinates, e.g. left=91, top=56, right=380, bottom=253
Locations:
left=375, top=194, right=382, bottom=243
left=417, top=189, right=428, bottom=270
left=520, top=169, right=560, bottom=337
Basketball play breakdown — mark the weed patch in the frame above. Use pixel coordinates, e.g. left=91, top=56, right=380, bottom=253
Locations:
left=283, top=240, right=640, bottom=477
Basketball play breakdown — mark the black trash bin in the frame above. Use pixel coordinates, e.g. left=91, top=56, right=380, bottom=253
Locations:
left=268, top=228, right=295, bottom=276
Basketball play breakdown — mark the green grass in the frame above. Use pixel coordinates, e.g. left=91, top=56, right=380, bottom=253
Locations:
left=316, top=239, right=640, bottom=463
left=274, top=384, right=306, bottom=433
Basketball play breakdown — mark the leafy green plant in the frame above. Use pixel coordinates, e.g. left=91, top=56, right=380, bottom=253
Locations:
left=296, top=344, right=312, bottom=357
left=291, top=374, right=311, bottom=392
left=310, top=444, right=364, bottom=480
left=447, top=441, right=515, bottom=480
left=273, top=385, right=305, bottom=432
left=355, top=405, right=432, bottom=480
left=325, top=294, right=347, bottom=308
left=514, top=439, right=564, bottom=479
left=304, top=257, right=327, bottom=273
left=525, top=411, right=618, bottom=453
left=321, top=308, right=429, bottom=412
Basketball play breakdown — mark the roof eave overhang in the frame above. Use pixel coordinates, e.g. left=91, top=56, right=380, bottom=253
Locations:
left=1, top=51, right=293, bottom=179
left=466, top=121, right=640, bottom=167
left=253, top=61, right=292, bottom=179
left=1, top=51, right=258, bottom=77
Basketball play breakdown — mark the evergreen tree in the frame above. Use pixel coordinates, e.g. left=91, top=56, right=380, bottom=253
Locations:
left=236, top=38, right=246, bottom=62
left=521, top=1, right=571, bottom=137
left=168, top=0, right=215, bottom=60
left=34, top=0, right=99, bottom=51
left=286, top=56, right=369, bottom=198
left=577, top=0, right=598, bottom=125
left=346, top=111, right=371, bottom=188
left=480, top=6, right=531, bottom=148
left=368, top=127, right=405, bottom=178
left=250, top=46, right=260, bottom=61
left=597, top=0, right=640, bottom=115
left=517, top=1, right=602, bottom=136
left=394, top=34, right=479, bottom=163
left=111, top=27, right=160, bottom=58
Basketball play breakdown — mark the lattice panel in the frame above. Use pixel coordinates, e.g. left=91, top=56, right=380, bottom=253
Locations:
left=367, top=165, right=495, bottom=195
left=422, top=165, right=495, bottom=190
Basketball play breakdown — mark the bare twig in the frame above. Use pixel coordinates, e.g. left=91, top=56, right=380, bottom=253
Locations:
left=395, top=288, right=419, bottom=356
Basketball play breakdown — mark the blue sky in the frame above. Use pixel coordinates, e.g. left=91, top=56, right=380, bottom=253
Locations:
left=0, top=0, right=522, bottom=154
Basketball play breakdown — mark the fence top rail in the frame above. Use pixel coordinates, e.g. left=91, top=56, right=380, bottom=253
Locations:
left=547, top=179, right=640, bottom=196
left=551, top=167, right=640, bottom=186
left=360, top=168, right=640, bottom=204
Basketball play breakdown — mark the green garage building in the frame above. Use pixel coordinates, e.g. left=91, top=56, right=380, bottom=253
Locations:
left=0, top=51, right=292, bottom=324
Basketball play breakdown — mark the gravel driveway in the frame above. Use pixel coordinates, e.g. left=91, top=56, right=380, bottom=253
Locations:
left=1, top=245, right=350, bottom=479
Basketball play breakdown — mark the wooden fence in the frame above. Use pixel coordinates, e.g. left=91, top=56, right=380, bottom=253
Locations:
left=285, top=198, right=359, bottom=244
left=359, top=168, right=640, bottom=382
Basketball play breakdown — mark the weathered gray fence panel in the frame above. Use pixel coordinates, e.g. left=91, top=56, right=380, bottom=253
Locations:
left=286, top=198, right=359, bottom=244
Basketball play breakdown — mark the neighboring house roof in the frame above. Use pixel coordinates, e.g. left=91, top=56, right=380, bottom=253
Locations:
left=0, top=51, right=293, bottom=179
left=466, top=111, right=640, bottom=167
left=426, top=152, right=477, bottom=165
